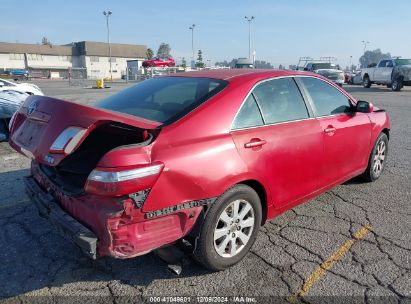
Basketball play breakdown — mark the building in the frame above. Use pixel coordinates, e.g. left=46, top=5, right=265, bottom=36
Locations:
left=0, top=41, right=147, bottom=79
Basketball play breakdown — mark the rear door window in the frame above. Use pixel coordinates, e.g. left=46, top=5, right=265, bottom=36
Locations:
left=97, top=77, right=227, bottom=124
left=252, top=77, right=309, bottom=124
left=232, top=95, right=264, bottom=129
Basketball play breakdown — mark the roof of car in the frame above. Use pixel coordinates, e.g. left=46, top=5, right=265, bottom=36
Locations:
left=171, top=69, right=314, bottom=81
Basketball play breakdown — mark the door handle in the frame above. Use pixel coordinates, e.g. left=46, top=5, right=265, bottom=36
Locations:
left=244, top=139, right=266, bottom=148
left=324, top=126, right=336, bottom=134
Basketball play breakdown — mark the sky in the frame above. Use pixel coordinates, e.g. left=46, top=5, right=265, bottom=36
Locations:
left=1, top=0, right=411, bottom=68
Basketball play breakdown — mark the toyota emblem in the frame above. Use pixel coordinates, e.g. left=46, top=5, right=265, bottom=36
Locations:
left=27, top=100, right=38, bottom=116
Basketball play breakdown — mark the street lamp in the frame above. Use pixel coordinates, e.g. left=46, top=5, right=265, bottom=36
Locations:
left=349, top=55, right=352, bottom=70
left=244, top=16, right=255, bottom=58
left=189, top=24, right=196, bottom=64
left=103, top=10, right=113, bottom=81
left=361, top=40, right=370, bottom=54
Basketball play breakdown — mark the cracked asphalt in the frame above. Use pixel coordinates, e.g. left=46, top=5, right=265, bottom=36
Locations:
left=0, top=81, right=410, bottom=303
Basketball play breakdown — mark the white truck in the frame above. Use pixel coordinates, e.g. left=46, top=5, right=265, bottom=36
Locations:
left=361, top=58, right=411, bottom=91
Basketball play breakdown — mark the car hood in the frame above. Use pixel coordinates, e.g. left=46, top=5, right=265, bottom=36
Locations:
left=17, top=83, right=44, bottom=95
left=314, top=69, right=344, bottom=75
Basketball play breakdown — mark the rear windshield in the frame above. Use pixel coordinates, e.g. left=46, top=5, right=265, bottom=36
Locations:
left=97, top=77, right=227, bottom=124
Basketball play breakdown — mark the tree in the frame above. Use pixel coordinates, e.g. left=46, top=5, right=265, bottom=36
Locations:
left=196, top=50, right=205, bottom=68
left=215, top=59, right=237, bottom=68
left=146, top=48, right=154, bottom=59
left=181, top=57, right=187, bottom=68
left=254, top=60, right=273, bottom=69
left=156, top=43, right=171, bottom=58
left=359, top=49, right=391, bottom=68
left=41, top=37, right=52, bottom=46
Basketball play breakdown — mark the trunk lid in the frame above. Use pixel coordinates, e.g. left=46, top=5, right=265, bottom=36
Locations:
left=10, top=95, right=160, bottom=167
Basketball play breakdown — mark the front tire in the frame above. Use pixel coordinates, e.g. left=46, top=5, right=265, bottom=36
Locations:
left=363, top=76, right=371, bottom=88
left=391, top=78, right=403, bottom=91
left=194, top=184, right=262, bottom=271
left=362, top=133, right=388, bottom=182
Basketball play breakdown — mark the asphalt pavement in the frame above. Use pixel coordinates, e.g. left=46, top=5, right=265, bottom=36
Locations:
left=0, top=81, right=410, bottom=303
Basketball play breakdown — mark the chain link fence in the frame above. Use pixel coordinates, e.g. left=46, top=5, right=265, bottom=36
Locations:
left=68, top=67, right=88, bottom=87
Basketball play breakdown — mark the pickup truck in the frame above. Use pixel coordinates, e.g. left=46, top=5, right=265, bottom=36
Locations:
left=361, top=58, right=411, bottom=91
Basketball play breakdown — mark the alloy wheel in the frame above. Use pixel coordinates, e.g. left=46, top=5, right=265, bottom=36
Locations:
left=213, top=199, right=255, bottom=258
left=373, top=140, right=386, bottom=176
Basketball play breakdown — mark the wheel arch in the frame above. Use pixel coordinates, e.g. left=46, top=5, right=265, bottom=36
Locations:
left=382, top=128, right=390, bottom=140
left=237, top=179, right=268, bottom=225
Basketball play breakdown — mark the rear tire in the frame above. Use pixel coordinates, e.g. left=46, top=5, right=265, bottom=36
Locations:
left=194, top=184, right=262, bottom=271
left=363, top=76, right=371, bottom=88
left=362, top=133, right=388, bottom=182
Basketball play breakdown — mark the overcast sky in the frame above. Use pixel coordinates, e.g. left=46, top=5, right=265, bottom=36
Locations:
left=2, top=0, right=411, bottom=68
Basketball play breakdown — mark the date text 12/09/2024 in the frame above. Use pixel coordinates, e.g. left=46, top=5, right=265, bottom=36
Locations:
left=148, top=296, right=257, bottom=303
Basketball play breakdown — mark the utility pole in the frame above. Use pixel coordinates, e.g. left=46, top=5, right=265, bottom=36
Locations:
left=361, top=40, right=370, bottom=54
left=103, top=10, right=113, bottom=81
left=189, top=24, right=196, bottom=65
left=244, top=16, right=255, bottom=58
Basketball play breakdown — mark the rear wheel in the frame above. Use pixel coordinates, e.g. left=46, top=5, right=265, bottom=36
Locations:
left=194, top=184, right=262, bottom=270
left=363, top=76, right=371, bottom=88
left=362, top=133, right=388, bottom=182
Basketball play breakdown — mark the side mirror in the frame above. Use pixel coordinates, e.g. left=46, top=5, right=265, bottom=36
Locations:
left=356, top=100, right=374, bottom=113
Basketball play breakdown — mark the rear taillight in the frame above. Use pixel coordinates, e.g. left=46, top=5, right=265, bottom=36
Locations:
left=50, top=127, right=87, bottom=154
left=84, top=163, right=164, bottom=196
left=8, top=111, right=18, bottom=133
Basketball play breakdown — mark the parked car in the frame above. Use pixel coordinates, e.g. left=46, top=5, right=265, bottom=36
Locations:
left=142, top=56, right=176, bottom=68
left=361, top=58, right=411, bottom=91
left=0, top=90, right=29, bottom=141
left=9, top=70, right=390, bottom=270
left=350, top=70, right=363, bottom=85
left=314, top=68, right=345, bottom=87
left=3, top=69, right=29, bottom=80
left=0, top=78, right=43, bottom=95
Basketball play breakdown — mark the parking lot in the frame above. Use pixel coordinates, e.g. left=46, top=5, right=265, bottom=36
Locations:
left=0, top=80, right=410, bottom=303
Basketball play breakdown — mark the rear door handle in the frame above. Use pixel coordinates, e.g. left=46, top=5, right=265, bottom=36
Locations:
left=244, top=139, right=266, bottom=148
left=324, top=127, right=336, bottom=134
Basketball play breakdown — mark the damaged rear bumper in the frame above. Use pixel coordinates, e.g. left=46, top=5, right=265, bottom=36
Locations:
left=24, top=176, right=98, bottom=259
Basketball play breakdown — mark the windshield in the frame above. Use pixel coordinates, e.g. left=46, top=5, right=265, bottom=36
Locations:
left=311, top=63, right=332, bottom=70
left=97, top=77, right=228, bottom=125
left=394, top=59, right=411, bottom=66
left=315, top=69, right=342, bottom=76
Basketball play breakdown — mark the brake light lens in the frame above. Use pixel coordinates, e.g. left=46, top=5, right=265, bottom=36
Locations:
left=50, top=127, right=87, bottom=154
left=8, top=111, right=18, bottom=132
left=85, top=163, right=164, bottom=196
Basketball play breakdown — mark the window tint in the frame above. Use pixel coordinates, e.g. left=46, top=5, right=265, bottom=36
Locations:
left=232, top=95, right=263, bottom=129
left=378, top=60, right=387, bottom=68
left=299, top=77, right=352, bottom=116
left=252, top=78, right=309, bottom=124
left=97, top=77, right=227, bottom=124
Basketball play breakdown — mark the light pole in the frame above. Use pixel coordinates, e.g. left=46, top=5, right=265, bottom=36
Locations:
left=244, top=16, right=255, bottom=58
left=349, top=55, right=352, bottom=71
left=189, top=24, right=195, bottom=65
left=361, top=40, right=370, bottom=54
left=103, top=10, right=112, bottom=81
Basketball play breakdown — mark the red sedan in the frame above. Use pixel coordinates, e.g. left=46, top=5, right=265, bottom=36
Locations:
left=9, top=70, right=390, bottom=270
left=142, top=56, right=176, bottom=68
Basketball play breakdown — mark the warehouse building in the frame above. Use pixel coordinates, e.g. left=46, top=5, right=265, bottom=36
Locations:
left=0, top=41, right=147, bottom=79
